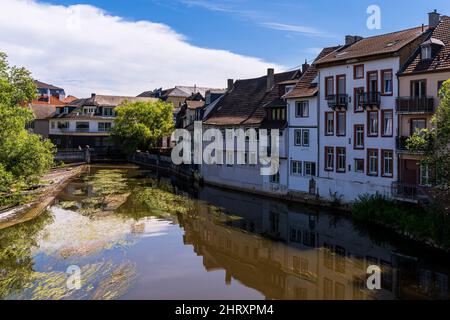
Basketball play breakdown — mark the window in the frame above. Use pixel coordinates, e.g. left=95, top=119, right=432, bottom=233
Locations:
left=438, top=81, right=444, bottom=96
left=51, top=121, right=55, bottom=129
left=411, top=118, right=426, bottom=135
left=226, top=150, right=234, bottom=166
left=367, top=111, right=378, bottom=136
left=336, top=111, right=346, bottom=136
left=336, top=75, right=346, bottom=95
left=336, top=147, right=346, bottom=173
left=98, top=122, right=112, bottom=132
left=302, top=129, right=310, bottom=147
left=294, top=129, right=302, bottom=146
left=271, top=108, right=285, bottom=120
left=421, top=45, right=432, bottom=60
left=354, top=125, right=364, bottom=149
left=296, top=101, right=309, bottom=118
left=355, top=159, right=364, bottom=173
left=291, top=160, right=302, bottom=175
left=285, top=85, right=295, bottom=94
left=83, top=107, right=96, bottom=115
left=367, top=149, right=378, bottom=176
left=76, top=122, right=89, bottom=132
left=270, top=172, right=280, bottom=184
left=381, top=70, right=393, bottom=95
left=103, top=107, right=115, bottom=117
left=325, top=147, right=334, bottom=171
left=381, top=150, right=393, bottom=177
left=304, top=162, right=316, bottom=176
left=420, top=163, right=431, bottom=186
left=381, top=110, right=393, bottom=137
left=325, top=112, right=334, bottom=136
left=354, top=87, right=364, bottom=112
left=354, top=64, right=364, bottom=79
left=367, top=71, right=378, bottom=93
left=57, top=121, right=69, bottom=129
left=411, top=80, right=426, bottom=98
left=325, top=76, right=334, bottom=97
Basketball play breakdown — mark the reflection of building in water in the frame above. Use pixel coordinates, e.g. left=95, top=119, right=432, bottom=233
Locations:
left=179, top=186, right=449, bottom=300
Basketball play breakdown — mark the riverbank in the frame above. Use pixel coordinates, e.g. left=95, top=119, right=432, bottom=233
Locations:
left=0, top=164, right=87, bottom=229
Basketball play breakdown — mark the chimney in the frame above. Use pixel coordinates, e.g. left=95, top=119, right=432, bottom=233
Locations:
left=267, top=68, right=274, bottom=92
left=227, top=79, right=234, bottom=91
left=345, top=35, right=362, bottom=46
left=428, top=10, right=440, bottom=29
left=302, top=59, right=310, bottom=74
left=91, top=93, right=96, bottom=100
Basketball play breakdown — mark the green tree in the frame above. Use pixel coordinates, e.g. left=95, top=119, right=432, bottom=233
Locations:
left=111, top=100, right=174, bottom=153
left=407, top=79, right=450, bottom=186
left=0, top=52, right=55, bottom=201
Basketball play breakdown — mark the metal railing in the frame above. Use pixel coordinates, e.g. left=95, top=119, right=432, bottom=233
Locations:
left=396, top=96, right=434, bottom=114
left=357, top=92, right=381, bottom=108
left=326, top=94, right=348, bottom=109
left=391, top=182, right=429, bottom=203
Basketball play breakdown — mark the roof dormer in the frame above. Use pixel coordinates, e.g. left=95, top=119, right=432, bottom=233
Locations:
left=420, top=37, right=445, bottom=61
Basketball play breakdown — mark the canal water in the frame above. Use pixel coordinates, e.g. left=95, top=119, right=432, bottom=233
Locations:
left=1, top=164, right=449, bottom=300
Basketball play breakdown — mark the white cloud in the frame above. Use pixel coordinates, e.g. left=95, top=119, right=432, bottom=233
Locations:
left=262, top=22, right=338, bottom=39
left=0, top=0, right=284, bottom=97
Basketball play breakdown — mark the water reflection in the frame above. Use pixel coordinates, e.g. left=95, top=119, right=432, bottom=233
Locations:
left=0, top=165, right=449, bottom=300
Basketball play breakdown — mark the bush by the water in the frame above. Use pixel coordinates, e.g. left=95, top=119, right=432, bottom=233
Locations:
left=352, top=193, right=450, bottom=248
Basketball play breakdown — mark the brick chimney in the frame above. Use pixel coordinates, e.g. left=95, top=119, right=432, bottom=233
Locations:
left=428, top=9, right=440, bottom=29
left=227, top=79, right=234, bottom=91
left=267, top=68, right=274, bottom=92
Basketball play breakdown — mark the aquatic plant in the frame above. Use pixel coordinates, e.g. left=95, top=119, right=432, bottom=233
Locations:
left=352, top=193, right=450, bottom=248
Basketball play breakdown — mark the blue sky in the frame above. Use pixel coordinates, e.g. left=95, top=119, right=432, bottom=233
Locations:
left=41, top=0, right=450, bottom=68
left=1, top=0, right=449, bottom=96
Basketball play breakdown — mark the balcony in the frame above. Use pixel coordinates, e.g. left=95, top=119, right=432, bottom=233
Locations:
left=357, top=92, right=381, bottom=109
left=396, top=96, right=434, bottom=114
left=326, top=94, right=348, bottom=110
left=396, top=136, right=425, bottom=154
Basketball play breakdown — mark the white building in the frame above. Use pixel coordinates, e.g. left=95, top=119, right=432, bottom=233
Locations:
left=284, top=48, right=339, bottom=196
left=314, top=28, right=429, bottom=202
left=201, top=69, right=301, bottom=195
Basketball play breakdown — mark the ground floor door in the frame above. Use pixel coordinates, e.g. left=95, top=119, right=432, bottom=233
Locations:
left=402, top=159, right=420, bottom=185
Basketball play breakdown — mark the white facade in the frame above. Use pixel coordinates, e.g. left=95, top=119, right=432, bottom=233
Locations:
left=317, top=57, right=400, bottom=202
left=286, top=96, right=319, bottom=194
left=201, top=126, right=289, bottom=195
left=49, top=119, right=114, bottom=135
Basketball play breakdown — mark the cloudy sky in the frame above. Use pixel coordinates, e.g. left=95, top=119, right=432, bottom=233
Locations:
left=0, top=0, right=449, bottom=97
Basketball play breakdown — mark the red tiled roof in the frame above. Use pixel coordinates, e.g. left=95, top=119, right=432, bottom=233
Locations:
left=62, top=95, right=78, bottom=103
left=284, top=46, right=341, bottom=99
left=204, top=70, right=300, bottom=126
left=31, top=95, right=67, bottom=106
left=401, top=16, right=450, bottom=75
left=315, top=26, right=427, bottom=66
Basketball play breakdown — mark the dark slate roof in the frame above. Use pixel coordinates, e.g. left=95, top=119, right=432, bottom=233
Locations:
left=34, top=80, right=64, bottom=90
left=400, top=16, right=450, bottom=75
left=315, top=26, right=427, bottom=66
left=284, top=46, right=341, bottom=99
left=204, top=70, right=300, bottom=126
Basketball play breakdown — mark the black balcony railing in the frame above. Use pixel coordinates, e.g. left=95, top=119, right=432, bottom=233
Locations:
left=396, top=136, right=426, bottom=154
left=396, top=96, right=434, bottom=114
left=326, top=94, right=348, bottom=109
left=396, top=136, right=408, bottom=151
left=357, top=92, right=381, bottom=108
